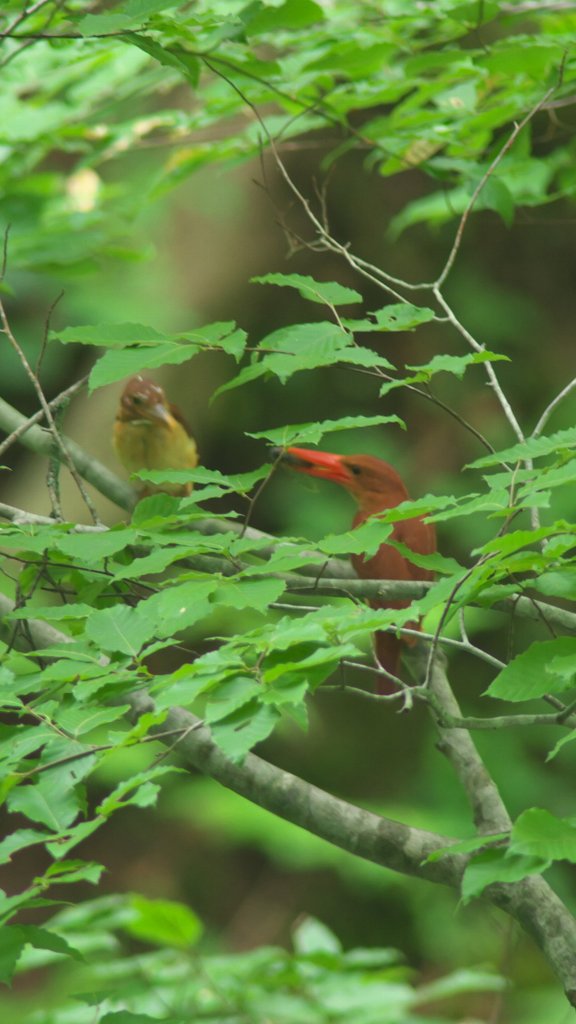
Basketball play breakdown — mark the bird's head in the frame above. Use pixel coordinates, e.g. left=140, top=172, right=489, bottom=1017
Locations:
left=117, top=376, right=172, bottom=426
left=271, top=446, right=408, bottom=510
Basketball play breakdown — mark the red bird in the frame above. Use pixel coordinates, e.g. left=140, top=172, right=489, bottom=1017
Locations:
left=274, top=447, right=436, bottom=690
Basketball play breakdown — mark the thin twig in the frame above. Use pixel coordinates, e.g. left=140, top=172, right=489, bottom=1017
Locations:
left=0, top=0, right=68, bottom=70
left=531, top=375, right=576, bottom=438
left=0, top=375, right=88, bottom=460
left=0, top=291, right=101, bottom=523
left=434, top=79, right=561, bottom=288
left=36, top=290, right=64, bottom=378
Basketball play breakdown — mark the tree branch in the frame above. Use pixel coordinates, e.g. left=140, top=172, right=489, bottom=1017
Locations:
left=0, top=395, right=134, bottom=513
left=2, top=589, right=576, bottom=1004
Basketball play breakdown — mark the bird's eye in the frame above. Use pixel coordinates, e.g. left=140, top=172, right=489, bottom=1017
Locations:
left=348, top=464, right=362, bottom=476
left=131, top=395, right=143, bottom=405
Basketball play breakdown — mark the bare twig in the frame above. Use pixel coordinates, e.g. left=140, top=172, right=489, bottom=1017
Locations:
left=434, top=78, right=561, bottom=288
left=0, top=0, right=68, bottom=70
left=0, top=394, right=134, bottom=513
left=0, top=291, right=101, bottom=523
left=0, top=375, right=88, bottom=460
left=531, top=375, right=576, bottom=438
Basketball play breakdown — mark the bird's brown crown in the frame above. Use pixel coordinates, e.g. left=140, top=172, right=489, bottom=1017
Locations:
left=117, top=375, right=169, bottom=422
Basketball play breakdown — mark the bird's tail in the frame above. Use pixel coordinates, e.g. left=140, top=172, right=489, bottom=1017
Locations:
left=373, top=620, right=421, bottom=694
left=374, top=630, right=403, bottom=694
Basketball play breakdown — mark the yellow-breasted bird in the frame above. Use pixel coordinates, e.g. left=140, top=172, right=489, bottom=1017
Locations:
left=113, top=375, right=198, bottom=496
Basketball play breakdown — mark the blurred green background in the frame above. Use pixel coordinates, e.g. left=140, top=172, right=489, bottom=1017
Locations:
left=2, top=10, right=576, bottom=1020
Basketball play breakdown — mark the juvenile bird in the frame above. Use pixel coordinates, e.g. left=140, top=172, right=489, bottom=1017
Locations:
left=114, top=375, right=198, bottom=496
left=273, top=447, right=435, bottom=690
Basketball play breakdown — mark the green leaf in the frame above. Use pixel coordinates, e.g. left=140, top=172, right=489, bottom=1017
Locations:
left=44, top=859, right=104, bottom=885
left=210, top=702, right=280, bottom=763
left=54, top=529, right=138, bottom=562
left=89, top=341, right=201, bottom=390
left=252, top=273, right=361, bottom=306
left=85, top=605, right=154, bottom=656
left=461, top=848, right=547, bottom=903
left=481, top=176, right=514, bottom=227
left=486, top=638, right=576, bottom=701
left=318, top=519, right=393, bottom=557
left=143, top=580, right=217, bottom=635
left=406, top=351, right=510, bottom=379
left=469, top=426, right=576, bottom=469
left=120, top=33, right=201, bottom=85
left=123, top=894, right=203, bottom=949
left=245, top=0, right=325, bottom=35
left=16, top=924, right=84, bottom=961
left=0, top=926, right=28, bottom=984
left=204, top=676, right=262, bottom=724
left=97, top=766, right=180, bottom=816
left=8, top=783, right=80, bottom=832
left=214, top=322, right=349, bottom=396
left=100, top=1013, right=177, bottom=1024
left=0, top=829, right=50, bottom=865
left=248, top=414, right=405, bottom=446
left=46, top=818, right=105, bottom=860
left=345, top=303, right=436, bottom=334
left=213, top=577, right=286, bottom=611
left=52, top=322, right=165, bottom=348
left=293, top=916, right=341, bottom=955
left=416, top=967, right=506, bottom=1001
left=111, top=548, right=187, bottom=580
left=511, top=808, right=576, bottom=863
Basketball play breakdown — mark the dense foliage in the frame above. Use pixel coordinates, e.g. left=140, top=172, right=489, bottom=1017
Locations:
left=1, top=1, right=576, bottom=1020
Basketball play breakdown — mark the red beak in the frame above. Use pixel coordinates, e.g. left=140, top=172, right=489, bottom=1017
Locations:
left=272, top=446, right=351, bottom=486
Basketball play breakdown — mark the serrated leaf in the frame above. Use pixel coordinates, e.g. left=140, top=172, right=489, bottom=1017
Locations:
left=214, top=322, right=349, bottom=397
left=205, top=676, right=262, bottom=724
left=210, top=702, right=280, bottom=762
left=214, top=577, right=286, bottom=611
left=89, top=341, right=200, bottom=391
left=318, top=519, right=393, bottom=557
left=373, top=303, right=435, bottom=330
left=97, top=766, right=180, bottom=817
left=406, top=351, right=509, bottom=379
left=469, top=426, right=576, bottom=469
left=46, top=818, right=104, bottom=860
left=249, top=414, right=405, bottom=446
left=511, top=808, right=576, bottom=862
left=0, top=829, right=49, bottom=865
left=54, top=529, right=137, bottom=562
left=0, top=926, right=28, bottom=983
left=85, top=605, right=154, bottom=656
left=8, top=603, right=93, bottom=623
left=8, top=780, right=81, bottom=832
left=52, top=322, right=165, bottom=348
left=120, top=32, right=201, bottom=83
left=252, top=273, right=361, bottom=306
left=486, top=638, right=576, bottom=701
left=17, top=924, right=84, bottom=961
left=111, top=547, right=188, bottom=580
left=44, top=859, right=104, bottom=885
left=143, top=580, right=217, bottom=636
left=461, top=848, right=547, bottom=903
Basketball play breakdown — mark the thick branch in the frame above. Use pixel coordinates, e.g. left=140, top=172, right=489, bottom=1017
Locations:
left=2, top=591, right=576, bottom=1001
left=413, top=648, right=512, bottom=835
left=0, top=396, right=134, bottom=512
left=129, top=691, right=466, bottom=886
